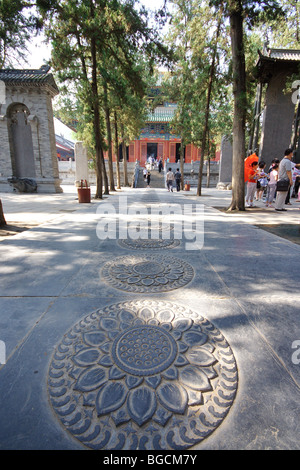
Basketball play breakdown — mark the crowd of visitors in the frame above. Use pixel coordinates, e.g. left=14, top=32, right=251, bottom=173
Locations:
left=143, top=149, right=300, bottom=207
left=245, top=148, right=300, bottom=210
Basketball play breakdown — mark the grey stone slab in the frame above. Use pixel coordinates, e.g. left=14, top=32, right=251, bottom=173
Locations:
left=0, top=297, right=55, bottom=358
left=0, top=219, right=102, bottom=298
left=186, top=299, right=300, bottom=450
left=0, top=296, right=109, bottom=450
left=0, top=249, right=84, bottom=297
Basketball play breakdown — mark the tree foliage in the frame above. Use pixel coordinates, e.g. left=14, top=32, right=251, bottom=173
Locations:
left=0, top=0, right=38, bottom=67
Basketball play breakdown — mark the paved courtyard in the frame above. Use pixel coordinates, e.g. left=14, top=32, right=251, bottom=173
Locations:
left=0, top=184, right=299, bottom=451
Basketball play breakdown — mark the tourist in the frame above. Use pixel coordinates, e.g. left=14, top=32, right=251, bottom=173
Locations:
left=158, top=159, right=163, bottom=173
left=285, top=159, right=296, bottom=205
left=268, top=158, right=280, bottom=173
left=256, top=161, right=268, bottom=201
left=245, top=161, right=259, bottom=207
left=166, top=167, right=174, bottom=192
left=293, top=165, right=300, bottom=199
left=146, top=171, right=151, bottom=188
left=174, top=168, right=181, bottom=192
left=266, top=158, right=280, bottom=202
left=266, top=163, right=278, bottom=207
left=274, top=148, right=293, bottom=211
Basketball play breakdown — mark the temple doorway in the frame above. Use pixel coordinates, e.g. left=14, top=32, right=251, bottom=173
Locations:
left=118, top=143, right=129, bottom=161
left=147, top=143, right=158, bottom=160
left=176, top=143, right=185, bottom=163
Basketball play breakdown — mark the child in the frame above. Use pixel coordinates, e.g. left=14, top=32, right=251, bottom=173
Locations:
left=245, top=161, right=259, bottom=207
left=266, top=163, right=278, bottom=207
left=256, top=161, right=268, bottom=201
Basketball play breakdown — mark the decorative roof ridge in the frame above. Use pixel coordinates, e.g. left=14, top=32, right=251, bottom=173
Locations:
left=0, top=65, right=59, bottom=95
left=267, top=47, right=300, bottom=54
left=0, top=65, right=51, bottom=74
left=258, top=46, right=300, bottom=61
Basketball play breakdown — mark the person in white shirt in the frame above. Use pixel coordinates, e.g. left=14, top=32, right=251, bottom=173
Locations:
left=166, top=168, right=174, bottom=192
left=275, top=148, right=293, bottom=211
left=292, top=165, right=300, bottom=200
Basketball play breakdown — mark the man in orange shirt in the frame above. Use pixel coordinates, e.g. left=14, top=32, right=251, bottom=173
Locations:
left=245, top=161, right=259, bottom=207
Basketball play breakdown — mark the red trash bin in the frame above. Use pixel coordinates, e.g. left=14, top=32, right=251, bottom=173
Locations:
left=77, top=180, right=91, bottom=203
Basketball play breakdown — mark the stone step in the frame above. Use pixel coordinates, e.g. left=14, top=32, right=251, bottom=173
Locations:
left=136, top=169, right=165, bottom=188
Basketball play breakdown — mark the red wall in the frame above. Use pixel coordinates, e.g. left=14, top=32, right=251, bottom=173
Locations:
left=103, top=138, right=220, bottom=163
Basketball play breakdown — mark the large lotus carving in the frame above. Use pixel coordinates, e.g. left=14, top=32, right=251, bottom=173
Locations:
left=68, top=307, right=215, bottom=427
left=48, top=301, right=238, bottom=450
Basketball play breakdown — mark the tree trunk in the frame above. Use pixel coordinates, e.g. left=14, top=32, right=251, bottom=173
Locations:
left=120, top=123, right=129, bottom=187
left=77, top=29, right=103, bottom=198
left=227, top=2, right=246, bottom=211
left=114, top=112, right=121, bottom=189
left=180, top=141, right=185, bottom=190
left=0, top=200, right=6, bottom=227
left=197, top=10, right=222, bottom=196
left=122, top=139, right=129, bottom=186
left=206, top=157, right=210, bottom=188
left=90, top=14, right=102, bottom=199
left=103, top=81, right=115, bottom=191
left=101, top=147, right=109, bottom=194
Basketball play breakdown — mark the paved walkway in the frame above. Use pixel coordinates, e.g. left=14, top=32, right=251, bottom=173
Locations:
left=0, top=185, right=299, bottom=451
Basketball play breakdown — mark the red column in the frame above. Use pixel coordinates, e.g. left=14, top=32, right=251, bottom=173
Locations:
left=185, top=144, right=191, bottom=163
left=163, top=141, right=169, bottom=163
left=134, top=140, right=140, bottom=162
left=128, top=142, right=135, bottom=162
left=141, top=141, right=147, bottom=165
left=169, top=142, right=176, bottom=163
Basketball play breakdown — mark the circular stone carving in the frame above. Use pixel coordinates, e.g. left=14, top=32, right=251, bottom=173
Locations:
left=101, top=255, right=194, bottom=292
left=118, top=238, right=180, bottom=250
left=112, top=325, right=178, bottom=376
left=118, top=218, right=180, bottom=251
left=48, top=300, right=238, bottom=450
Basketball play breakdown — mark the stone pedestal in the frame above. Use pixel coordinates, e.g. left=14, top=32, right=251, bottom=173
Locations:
left=75, top=142, right=89, bottom=187
left=217, top=136, right=232, bottom=189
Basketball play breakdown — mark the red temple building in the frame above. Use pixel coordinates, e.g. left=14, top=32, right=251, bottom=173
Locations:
left=103, top=84, right=219, bottom=165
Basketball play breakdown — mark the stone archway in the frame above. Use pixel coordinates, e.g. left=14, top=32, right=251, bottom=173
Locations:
left=7, top=103, right=36, bottom=178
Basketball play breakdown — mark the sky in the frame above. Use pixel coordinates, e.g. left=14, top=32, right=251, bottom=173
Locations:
left=18, top=0, right=169, bottom=69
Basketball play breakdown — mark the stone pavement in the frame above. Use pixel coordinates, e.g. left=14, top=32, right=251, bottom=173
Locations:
left=0, top=185, right=299, bottom=451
